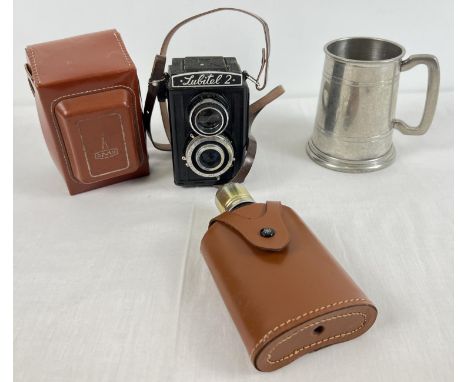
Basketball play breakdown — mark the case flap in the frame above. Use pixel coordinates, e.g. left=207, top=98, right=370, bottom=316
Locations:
left=210, top=201, right=290, bottom=251
left=25, top=29, right=134, bottom=87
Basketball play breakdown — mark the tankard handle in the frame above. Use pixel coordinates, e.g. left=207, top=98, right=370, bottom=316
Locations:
left=393, top=54, right=440, bottom=135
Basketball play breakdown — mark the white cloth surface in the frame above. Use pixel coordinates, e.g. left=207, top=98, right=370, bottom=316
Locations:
left=14, top=92, right=453, bottom=382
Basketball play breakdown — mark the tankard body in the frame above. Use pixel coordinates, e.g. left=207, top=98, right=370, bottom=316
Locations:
left=307, top=37, right=440, bottom=172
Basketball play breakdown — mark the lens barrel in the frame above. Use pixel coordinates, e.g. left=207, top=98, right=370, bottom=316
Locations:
left=189, top=97, right=229, bottom=136
left=196, top=144, right=225, bottom=172
left=185, top=135, right=234, bottom=178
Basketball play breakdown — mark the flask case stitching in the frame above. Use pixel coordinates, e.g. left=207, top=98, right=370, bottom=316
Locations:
left=250, top=297, right=368, bottom=358
left=266, top=312, right=368, bottom=364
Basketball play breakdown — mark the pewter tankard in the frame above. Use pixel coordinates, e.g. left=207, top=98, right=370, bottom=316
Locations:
left=307, top=37, right=440, bottom=172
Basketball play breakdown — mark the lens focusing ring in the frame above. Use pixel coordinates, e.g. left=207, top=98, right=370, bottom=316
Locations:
left=189, top=98, right=229, bottom=136
left=185, top=135, right=234, bottom=178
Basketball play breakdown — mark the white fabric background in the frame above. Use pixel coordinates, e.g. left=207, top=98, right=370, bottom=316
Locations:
left=13, top=0, right=453, bottom=104
left=14, top=92, right=453, bottom=381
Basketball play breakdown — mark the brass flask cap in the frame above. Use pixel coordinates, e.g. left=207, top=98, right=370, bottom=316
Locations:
left=215, top=183, right=255, bottom=213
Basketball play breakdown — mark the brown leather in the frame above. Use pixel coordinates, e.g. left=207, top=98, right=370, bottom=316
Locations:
left=201, top=202, right=377, bottom=372
left=231, top=85, right=285, bottom=183
left=249, top=85, right=285, bottom=125
left=25, top=29, right=149, bottom=195
left=211, top=201, right=290, bottom=251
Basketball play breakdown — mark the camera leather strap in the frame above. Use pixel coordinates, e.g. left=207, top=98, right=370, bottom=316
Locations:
left=143, top=7, right=284, bottom=182
left=231, top=84, right=284, bottom=183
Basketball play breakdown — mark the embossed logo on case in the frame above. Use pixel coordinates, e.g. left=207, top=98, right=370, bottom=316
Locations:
left=94, top=136, right=119, bottom=160
left=78, top=113, right=130, bottom=178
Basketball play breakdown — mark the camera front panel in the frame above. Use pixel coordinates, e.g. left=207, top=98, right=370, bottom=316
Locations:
left=167, top=82, right=249, bottom=186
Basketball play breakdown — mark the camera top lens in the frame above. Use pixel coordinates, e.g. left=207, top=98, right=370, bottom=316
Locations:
left=189, top=95, right=229, bottom=136
left=196, top=108, right=223, bottom=134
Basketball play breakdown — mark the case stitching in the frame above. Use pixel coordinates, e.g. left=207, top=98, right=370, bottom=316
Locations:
left=113, top=32, right=132, bottom=67
left=28, top=48, right=41, bottom=84
left=249, top=297, right=367, bottom=358
left=266, top=312, right=367, bottom=364
left=49, top=85, right=142, bottom=184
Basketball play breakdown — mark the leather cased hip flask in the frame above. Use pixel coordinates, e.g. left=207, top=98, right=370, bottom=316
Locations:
left=201, top=200, right=377, bottom=371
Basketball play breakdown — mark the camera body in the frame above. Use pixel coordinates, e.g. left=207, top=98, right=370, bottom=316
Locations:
left=165, top=56, right=249, bottom=186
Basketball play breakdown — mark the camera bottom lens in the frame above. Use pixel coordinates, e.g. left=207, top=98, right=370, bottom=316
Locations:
left=196, top=145, right=224, bottom=172
left=185, top=136, right=234, bottom=178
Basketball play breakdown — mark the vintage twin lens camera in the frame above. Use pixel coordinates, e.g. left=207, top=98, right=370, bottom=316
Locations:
left=165, top=56, right=249, bottom=186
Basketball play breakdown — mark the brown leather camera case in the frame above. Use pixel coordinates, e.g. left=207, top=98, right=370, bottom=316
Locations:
left=201, top=202, right=377, bottom=372
left=25, top=30, right=149, bottom=194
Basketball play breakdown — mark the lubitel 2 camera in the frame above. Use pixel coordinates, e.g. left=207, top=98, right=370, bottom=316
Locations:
left=143, top=8, right=284, bottom=186
left=166, top=56, right=248, bottom=186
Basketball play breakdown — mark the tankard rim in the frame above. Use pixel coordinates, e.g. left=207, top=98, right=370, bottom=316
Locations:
left=324, top=36, right=406, bottom=65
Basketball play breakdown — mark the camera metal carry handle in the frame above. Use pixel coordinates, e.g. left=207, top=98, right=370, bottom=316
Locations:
left=143, top=7, right=284, bottom=182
